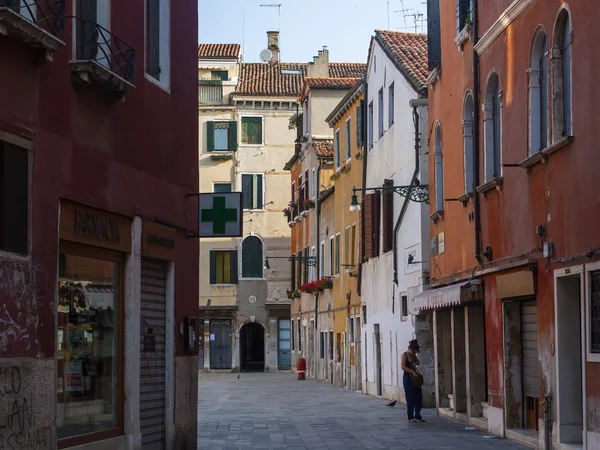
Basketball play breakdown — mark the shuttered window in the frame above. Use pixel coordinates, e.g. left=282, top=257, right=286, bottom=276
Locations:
left=206, top=121, right=237, bottom=152
left=356, top=100, right=364, bottom=148
left=241, top=174, right=263, bottom=209
left=361, top=194, right=373, bottom=261
left=334, top=130, right=340, bottom=168
left=241, top=236, right=263, bottom=278
left=378, top=89, right=384, bottom=138
left=345, top=119, right=351, bottom=160
left=382, top=180, right=394, bottom=253
left=209, top=250, right=238, bottom=284
left=0, top=141, right=28, bottom=255
left=147, top=0, right=161, bottom=79
left=334, top=234, right=340, bottom=275
left=427, top=0, right=442, bottom=70
left=388, top=83, right=395, bottom=127
left=368, top=102, right=374, bottom=149
left=372, top=191, right=381, bottom=257
left=241, top=117, right=263, bottom=144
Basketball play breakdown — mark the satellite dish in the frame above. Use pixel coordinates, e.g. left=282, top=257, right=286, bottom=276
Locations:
left=259, top=48, right=273, bottom=63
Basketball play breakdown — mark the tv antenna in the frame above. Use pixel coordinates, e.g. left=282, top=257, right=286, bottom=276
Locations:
left=260, top=4, right=282, bottom=32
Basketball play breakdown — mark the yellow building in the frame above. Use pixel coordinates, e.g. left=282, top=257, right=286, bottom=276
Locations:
left=325, top=81, right=364, bottom=390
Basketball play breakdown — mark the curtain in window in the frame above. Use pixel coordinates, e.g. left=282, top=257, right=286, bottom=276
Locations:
left=242, top=117, right=262, bottom=144
left=242, top=236, right=263, bottom=278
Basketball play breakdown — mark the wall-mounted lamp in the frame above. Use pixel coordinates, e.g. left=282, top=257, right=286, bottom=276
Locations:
left=264, top=255, right=318, bottom=270
left=349, top=183, right=429, bottom=212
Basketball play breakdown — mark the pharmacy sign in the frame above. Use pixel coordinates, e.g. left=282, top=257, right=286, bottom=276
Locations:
left=196, top=193, right=243, bottom=238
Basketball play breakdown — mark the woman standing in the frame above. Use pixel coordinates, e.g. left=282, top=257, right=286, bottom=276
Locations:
left=401, top=339, right=425, bottom=423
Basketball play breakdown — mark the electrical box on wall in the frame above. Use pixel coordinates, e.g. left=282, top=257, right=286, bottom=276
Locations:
left=184, top=316, right=197, bottom=351
left=543, top=241, right=554, bottom=258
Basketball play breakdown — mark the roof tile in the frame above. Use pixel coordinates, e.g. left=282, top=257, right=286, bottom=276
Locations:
left=198, top=44, right=240, bottom=59
left=305, top=77, right=361, bottom=89
left=312, top=140, right=334, bottom=158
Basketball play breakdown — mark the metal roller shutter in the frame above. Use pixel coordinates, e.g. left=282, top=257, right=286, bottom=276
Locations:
left=140, top=258, right=167, bottom=449
left=521, top=300, right=540, bottom=399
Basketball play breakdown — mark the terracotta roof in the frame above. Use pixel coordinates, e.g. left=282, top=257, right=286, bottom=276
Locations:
left=234, top=62, right=366, bottom=98
left=198, top=44, right=240, bottom=59
left=374, top=31, right=428, bottom=95
left=305, top=77, right=361, bottom=89
left=312, top=140, right=334, bottom=158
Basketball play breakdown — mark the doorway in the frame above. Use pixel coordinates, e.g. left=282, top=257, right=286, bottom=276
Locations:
left=374, top=324, right=382, bottom=396
left=278, top=319, right=291, bottom=370
left=556, top=271, right=583, bottom=446
left=210, top=320, right=232, bottom=370
left=240, top=322, right=265, bottom=372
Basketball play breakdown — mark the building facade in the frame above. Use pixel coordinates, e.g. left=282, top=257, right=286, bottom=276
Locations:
left=361, top=31, right=433, bottom=404
left=0, top=1, right=199, bottom=449
left=424, top=0, right=600, bottom=448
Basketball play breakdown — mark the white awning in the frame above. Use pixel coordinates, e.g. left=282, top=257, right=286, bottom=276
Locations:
left=413, top=281, right=472, bottom=312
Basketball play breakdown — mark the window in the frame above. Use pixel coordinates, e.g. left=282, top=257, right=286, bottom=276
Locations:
left=334, top=129, right=340, bottom=168
left=356, top=100, right=364, bottom=148
left=382, top=179, right=393, bottom=253
left=388, top=83, right=395, bottom=127
left=530, top=31, right=549, bottom=155
left=334, top=233, right=340, bottom=275
left=57, top=251, right=121, bottom=440
left=361, top=192, right=381, bottom=260
left=310, top=246, right=316, bottom=281
left=329, top=236, right=334, bottom=276
left=434, top=123, right=444, bottom=212
left=211, top=70, right=228, bottom=81
left=463, top=94, right=475, bottom=193
left=241, top=116, right=263, bottom=145
left=241, top=236, right=263, bottom=278
left=320, top=332, right=325, bottom=358
left=484, top=73, right=502, bottom=181
left=552, top=9, right=572, bottom=140
left=368, top=102, right=374, bottom=149
left=213, top=182, right=232, bottom=193
left=362, top=305, right=367, bottom=324
left=401, top=295, right=408, bottom=317
left=241, top=174, right=263, bottom=209
left=428, top=0, right=441, bottom=70
left=146, top=0, right=170, bottom=87
left=456, top=0, right=472, bottom=32
left=311, top=168, right=316, bottom=199
left=0, top=141, right=28, bottom=254
left=304, top=169, right=310, bottom=199
left=296, top=250, right=302, bottom=288
left=336, top=333, right=342, bottom=362
left=209, top=250, right=238, bottom=284
left=590, top=271, right=600, bottom=354
left=206, top=121, right=237, bottom=152
left=345, top=119, right=351, bottom=160
left=320, top=241, right=325, bottom=279
left=378, top=88, right=384, bottom=138
left=76, top=0, right=110, bottom=64
left=350, top=224, right=356, bottom=266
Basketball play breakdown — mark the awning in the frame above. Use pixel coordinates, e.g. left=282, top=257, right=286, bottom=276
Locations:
left=412, top=281, right=482, bottom=312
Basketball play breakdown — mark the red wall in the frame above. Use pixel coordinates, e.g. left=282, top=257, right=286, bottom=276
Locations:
left=0, top=0, right=198, bottom=358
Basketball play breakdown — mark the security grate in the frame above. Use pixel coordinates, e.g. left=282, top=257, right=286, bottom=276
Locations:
left=591, top=271, right=600, bottom=353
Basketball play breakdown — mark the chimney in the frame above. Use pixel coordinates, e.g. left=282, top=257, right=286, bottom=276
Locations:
left=267, top=31, right=279, bottom=64
left=307, top=46, right=329, bottom=77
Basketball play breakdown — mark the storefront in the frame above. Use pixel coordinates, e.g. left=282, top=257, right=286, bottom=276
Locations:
left=56, top=201, right=131, bottom=448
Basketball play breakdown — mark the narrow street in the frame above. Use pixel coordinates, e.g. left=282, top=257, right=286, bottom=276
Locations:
left=197, top=373, right=527, bottom=450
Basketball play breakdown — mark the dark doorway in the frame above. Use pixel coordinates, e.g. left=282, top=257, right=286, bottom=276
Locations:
left=240, top=322, right=265, bottom=372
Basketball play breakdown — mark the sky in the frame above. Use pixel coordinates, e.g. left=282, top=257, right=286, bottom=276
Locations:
left=198, top=0, right=427, bottom=64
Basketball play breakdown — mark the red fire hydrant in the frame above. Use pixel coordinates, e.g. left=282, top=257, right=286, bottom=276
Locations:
left=296, top=357, right=306, bottom=380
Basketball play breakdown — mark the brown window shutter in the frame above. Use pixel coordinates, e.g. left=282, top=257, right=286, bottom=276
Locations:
left=361, top=193, right=373, bottom=261
left=382, top=179, right=394, bottom=253
left=372, top=190, right=381, bottom=257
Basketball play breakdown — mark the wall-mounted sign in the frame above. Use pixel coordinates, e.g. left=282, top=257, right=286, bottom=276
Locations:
left=142, top=220, right=176, bottom=260
left=431, top=236, right=439, bottom=257
left=438, top=232, right=445, bottom=255
left=196, top=192, right=243, bottom=238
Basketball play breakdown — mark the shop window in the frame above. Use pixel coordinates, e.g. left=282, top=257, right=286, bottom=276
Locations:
left=209, top=250, right=238, bottom=284
left=57, top=251, right=122, bottom=441
left=241, top=116, right=263, bottom=145
left=206, top=121, right=237, bottom=152
left=0, top=141, right=28, bottom=255
left=241, top=236, right=263, bottom=278
left=241, top=174, right=263, bottom=210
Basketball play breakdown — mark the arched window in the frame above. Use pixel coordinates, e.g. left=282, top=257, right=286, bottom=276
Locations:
left=463, top=93, right=474, bottom=194
left=552, top=9, right=572, bottom=140
left=241, top=236, right=263, bottom=278
left=484, top=73, right=502, bottom=182
left=530, top=30, right=548, bottom=154
left=434, top=123, right=444, bottom=212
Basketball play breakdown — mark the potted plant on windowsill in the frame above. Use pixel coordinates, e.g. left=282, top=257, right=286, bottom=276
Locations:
left=302, top=199, right=315, bottom=210
left=286, top=289, right=301, bottom=299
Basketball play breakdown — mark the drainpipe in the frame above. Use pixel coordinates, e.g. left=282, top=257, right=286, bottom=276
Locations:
left=357, top=76, right=368, bottom=296
left=393, top=98, right=428, bottom=284
left=473, top=0, right=483, bottom=266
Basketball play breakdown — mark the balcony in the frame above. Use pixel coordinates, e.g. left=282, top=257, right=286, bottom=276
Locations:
left=199, top=80, right=223, bottom=104
left=0, top=0, right=66, bottom=60
left=70, top=18, right=135, bottom=97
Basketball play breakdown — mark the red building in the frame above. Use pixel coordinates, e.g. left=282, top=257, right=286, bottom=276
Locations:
left=422, top=0, right=600, bottom=448
left=0, top=1, right=198, bottom=449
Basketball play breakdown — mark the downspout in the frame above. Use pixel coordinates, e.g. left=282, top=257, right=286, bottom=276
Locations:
left=357, top=76, right=368, bottom=296
left=473, top=0, right=483, bottom=266
left=393, top=98, right=428, bottom=284
left=315, top=157, right=323, bottom=379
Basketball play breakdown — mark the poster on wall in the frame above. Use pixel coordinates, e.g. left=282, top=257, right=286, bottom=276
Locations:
left=65, top=360, right=84, bottom=394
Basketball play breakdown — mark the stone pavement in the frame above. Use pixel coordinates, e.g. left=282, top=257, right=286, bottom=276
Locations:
left=197, top=372, right=527, bottom=450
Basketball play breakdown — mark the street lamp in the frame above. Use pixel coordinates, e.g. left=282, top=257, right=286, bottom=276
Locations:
left=264, top=255, right=317, bottom=268
left=349, top=193, right=361, bottom=212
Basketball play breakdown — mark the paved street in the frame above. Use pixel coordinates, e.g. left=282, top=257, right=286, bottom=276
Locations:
left=197, top=372, right=527, bottom=449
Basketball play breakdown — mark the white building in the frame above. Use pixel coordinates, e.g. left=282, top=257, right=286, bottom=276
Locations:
left=360, top=31, right=433, bottom=404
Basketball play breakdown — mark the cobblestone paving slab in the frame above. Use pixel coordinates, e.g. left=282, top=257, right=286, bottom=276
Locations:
left=198, top=372, right=527, bottom=450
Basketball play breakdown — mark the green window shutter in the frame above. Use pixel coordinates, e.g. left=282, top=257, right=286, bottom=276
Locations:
left=209, top=250, right=217, bottom=284
left=356, top=101, right=363, bottom=147
left=206, top=121, right=215, bottom=152
left=230, top=250, right=238, bottom=284
left=229, top=121, right=238, bottom=151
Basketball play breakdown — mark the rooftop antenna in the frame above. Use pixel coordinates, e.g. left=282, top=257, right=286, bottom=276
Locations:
left=260, top=4, right=282, bottom=32
left=387, top=0, right=390, bottom=29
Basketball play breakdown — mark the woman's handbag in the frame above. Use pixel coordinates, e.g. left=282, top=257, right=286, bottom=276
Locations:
left=411, top=369, right=424, bottom=387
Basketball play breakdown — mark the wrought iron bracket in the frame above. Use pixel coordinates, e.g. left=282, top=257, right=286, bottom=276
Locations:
left=265, top=256, right=317, bottom=267
left=352, top=184, right=429, bottom=204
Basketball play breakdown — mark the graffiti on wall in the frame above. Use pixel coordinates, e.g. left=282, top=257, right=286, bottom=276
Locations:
left=0, top=366, right=53, bottom=449
left=0, top=258, right=50, bottom=354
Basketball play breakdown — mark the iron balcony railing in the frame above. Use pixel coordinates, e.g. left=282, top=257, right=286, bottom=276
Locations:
left=199, top=80, right=223, bottom=104
left=0, top=0, right=66, bottom=40
left=74, top=17, right=135, bottom=85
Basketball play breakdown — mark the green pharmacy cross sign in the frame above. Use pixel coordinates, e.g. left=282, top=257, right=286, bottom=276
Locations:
left=194, top=192, right=243, bottom=238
